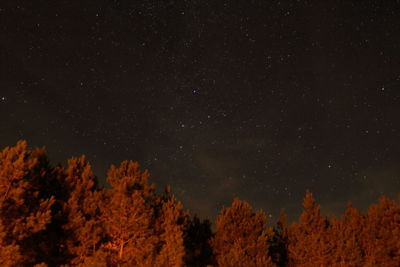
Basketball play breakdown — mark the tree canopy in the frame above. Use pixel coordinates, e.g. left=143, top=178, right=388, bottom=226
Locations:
left=0, top=141, right=399, bottom=266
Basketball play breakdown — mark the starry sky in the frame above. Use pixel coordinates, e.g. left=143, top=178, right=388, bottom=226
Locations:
left=1, top=1, right=400, bottom=221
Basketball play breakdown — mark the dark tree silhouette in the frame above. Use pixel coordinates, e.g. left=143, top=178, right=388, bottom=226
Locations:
left=184, top=216, right=214, bottom=267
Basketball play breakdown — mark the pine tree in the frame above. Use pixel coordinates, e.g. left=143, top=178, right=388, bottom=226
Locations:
left=210, top=198, right=275, bottom=267
left=99, top=160, right=158, bottom=266
left=287, top=191, right=331, bottom=266
left=154, top=186, right=187, bottom=267
left=184, top=216, right=214, bottom=267
left=362, top=196, right=400, bottom=266
left=329, top=203, right=364, bottom=266
left=269, top=212, right=289, bottom=267
left=0, top=141, right=54, bottom=266
left=59, top=156, right=103, bottom=265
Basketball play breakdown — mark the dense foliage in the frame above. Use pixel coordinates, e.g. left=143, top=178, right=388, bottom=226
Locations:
left=0, top=141, right=399, bottom=266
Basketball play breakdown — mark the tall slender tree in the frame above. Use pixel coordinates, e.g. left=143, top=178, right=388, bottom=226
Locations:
left=184, top=216, right=214, bottom=267
left=328, top=203, right=364, bottom=266
left=210, top=198, right=275, bottom=267
left=58, top=156, right=103, bottom=265
left=0, top=141, right=54, bottom=266
left=269, top=212, right=289, bottom=267
left=99, top=161, right=158, bottom=266
left=154, top=186, right=187, bottom=267
left=287, top=191, right=331, bottom=266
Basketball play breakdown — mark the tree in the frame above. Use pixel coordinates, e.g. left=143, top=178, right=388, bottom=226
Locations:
left=99, top=160, right=158, bottom=266
left=184, top=216, right=213, bottom=267
left=362, top=196, right=400, bottom=266
left=210, top=198, right=275, bottom=267
left=287, top=191, right=331, bottom=266
left=269, top=212, right=289, bottom=267
left=0, top=141, right=54, bottom=266
left=58, top=156, right=103, bottom=265
left=154, top=186, right=187, bottom=267
left=328, top=203, right=364, bottom=266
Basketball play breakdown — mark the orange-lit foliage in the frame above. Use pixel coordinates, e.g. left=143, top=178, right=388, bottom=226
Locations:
left=98, top=160, right=158, bottom=266
left=210, top=198, right=276, bottom=267
left=95, top=161, right=187, bottom=266
left=328, top=204, right=364, bottom=266
left=0, top=141, right=399, bottom=266
left=154, top=186, right=187, bottom=267
left=0, top=141, right=54, bottom=266
left=286, top=192, right=400, bottom=267
left=361, top=196, right=400, bottom=266
left=287, top=191, right=331, bottom=266
left=58, top=156, right=103, bottom=265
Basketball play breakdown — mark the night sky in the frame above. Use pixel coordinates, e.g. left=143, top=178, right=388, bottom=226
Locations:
left=1, top=1, right=400, bottom=221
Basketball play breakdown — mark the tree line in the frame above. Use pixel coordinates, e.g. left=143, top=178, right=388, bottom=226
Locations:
left=0, top=141, right=399, bottom=266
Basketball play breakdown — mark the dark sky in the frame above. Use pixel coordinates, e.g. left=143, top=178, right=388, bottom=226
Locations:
left=1, top=1, right=400, bottom=221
